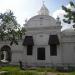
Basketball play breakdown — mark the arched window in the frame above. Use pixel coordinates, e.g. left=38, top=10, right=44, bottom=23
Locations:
left=0, top=45, right=12, bottom=63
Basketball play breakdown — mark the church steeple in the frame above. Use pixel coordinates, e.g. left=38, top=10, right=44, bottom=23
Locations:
left=38, top=1, right=49, bottom=15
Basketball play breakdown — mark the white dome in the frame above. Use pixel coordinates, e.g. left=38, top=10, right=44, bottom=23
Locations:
left=25, top=15, right=57, bottom=28
left=24, top=4, right=61, bottom=29
left=62, top=28, right=75, bottom=35
left=38, top=4, right=49, bottom=15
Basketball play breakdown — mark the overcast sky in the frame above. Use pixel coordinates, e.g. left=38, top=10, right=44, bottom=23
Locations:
left=0, top=0, right=75, bottom=29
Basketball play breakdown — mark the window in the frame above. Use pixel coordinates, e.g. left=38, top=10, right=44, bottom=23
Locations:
left=37, top=47, right=45, bottom=60
left=50, top=45, right=57, bottom=56
left=27, top=46, right=33, bottom=55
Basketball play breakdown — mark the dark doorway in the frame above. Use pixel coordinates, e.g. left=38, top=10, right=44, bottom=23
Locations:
left=37, top=47, right=45, bottom=60
left=27, top=46, right=33, bottom=55
left=50, top=45, right=57, bottom=56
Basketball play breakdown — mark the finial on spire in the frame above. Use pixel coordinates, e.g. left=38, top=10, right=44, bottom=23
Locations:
left=38, top=0, right=49, bottom=15
left=56, top=16, right=60, bottom=20
left=42, top=0, right=45, bottom=5
left=56, top=16, right=61, bottom=25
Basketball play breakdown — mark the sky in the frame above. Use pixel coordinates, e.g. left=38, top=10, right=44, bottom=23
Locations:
left=0, top=0, right=75, bottom=29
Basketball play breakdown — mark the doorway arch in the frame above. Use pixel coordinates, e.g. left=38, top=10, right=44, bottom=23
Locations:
left=0, top=45, right=12, bottom=63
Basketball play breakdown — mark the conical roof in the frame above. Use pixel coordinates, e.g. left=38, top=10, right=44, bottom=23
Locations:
left=38, top=3, right=49, bottom=15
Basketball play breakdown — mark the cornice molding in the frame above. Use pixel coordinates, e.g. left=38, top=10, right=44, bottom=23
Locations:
left=25, top=26, right=62, bottom=31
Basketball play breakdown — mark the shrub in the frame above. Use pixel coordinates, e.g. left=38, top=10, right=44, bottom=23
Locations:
left=0, top=70, right=39, bottom=75
left=0, top=66, right=20, bottom=71
left=46, top=68, right=56, bottom=72
left=35, top=67, right=56, bottom=72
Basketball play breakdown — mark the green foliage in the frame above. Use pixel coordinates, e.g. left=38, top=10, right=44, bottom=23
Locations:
left=62, top=1, right=75, bottom=24
left=0, top=66, right=73, bottom=75
left=0, top=71, right=47, bottom=75
left=0, top=66, right=56, bottom=72
left=35, top=68, right=46, bottom=72
left=69, top=72, right=75, bottom=75
left=46, top=67, right=57, bottom=72
left=10, top=36, right=18, bottom=45
left=0, top=9, right=26, bottom=43
left=0, top=10, right=18, bottom=30
left=57, top=74, right=64, bottom=75
left=0, top=66, right=20, bottom=71
left=70, top=1, right=75, bottom=7
left=27, top=67, right=57, bottom=72
left=0, top=9, right=23, bottom=44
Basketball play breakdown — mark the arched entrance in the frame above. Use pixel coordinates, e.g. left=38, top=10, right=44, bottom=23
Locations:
left=0, top=45, right=12, bottom=63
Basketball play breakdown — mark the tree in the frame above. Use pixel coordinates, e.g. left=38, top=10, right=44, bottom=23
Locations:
left=0, top=10, right=20, bottom=45
left=9, top=30, right=18, bottom=45
left=0, top=10, right=19, bottom=32
left=62, top=1, right=75, bottom=25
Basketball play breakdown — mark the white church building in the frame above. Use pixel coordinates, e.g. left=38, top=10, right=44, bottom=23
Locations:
left=0, top=4, right=75, bottom=67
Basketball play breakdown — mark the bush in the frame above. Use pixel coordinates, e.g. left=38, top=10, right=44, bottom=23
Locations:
left=46, top=68, right=56, bottom=72
left=36, top=68, right=46, bottom=72
left=0, top=71, right=39, bottom=75
left=35, top=67, right=56, bottom=72
left=0, top=66, right=20, bottom=71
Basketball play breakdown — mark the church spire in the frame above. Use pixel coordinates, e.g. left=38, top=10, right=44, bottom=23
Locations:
left=43, top=0, right=45, bottom=5
left=38, top=0, right=49, bottom=15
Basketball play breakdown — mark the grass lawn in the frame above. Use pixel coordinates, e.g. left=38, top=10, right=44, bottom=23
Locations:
left=0, top=66, right=75, bottom=75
